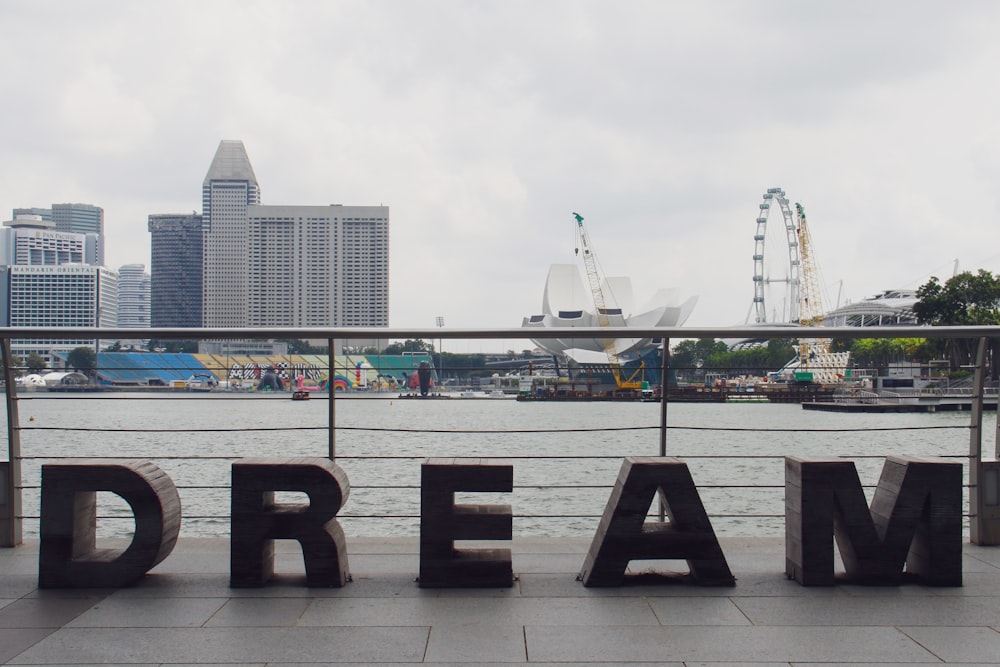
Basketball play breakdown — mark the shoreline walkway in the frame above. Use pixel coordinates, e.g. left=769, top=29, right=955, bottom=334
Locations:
left=2, top=536, right=999, bottom=665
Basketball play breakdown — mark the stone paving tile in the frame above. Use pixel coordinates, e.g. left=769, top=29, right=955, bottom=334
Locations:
left=298, top=595, right=660, bottom=627
left=0, top=575, right=40, bottom=599
left=66, top=596, right=228, bottom=628
left=204, top=597, right=311, bottom=627
left=0, top=628, right=53, bottom=664
left=897, top=626, right=1000, bottom=664
left=0, top=596, right=102, bottom=628
left=7, top=626, right=430, bottom=664
left=425, top=624, right=527, bottom=663
left=733, top=594, right=1000, bottom=626
left=516, top=571, right=850, bottom=598
left=523, top=625, right=938, bottom=663
left=893, top=571, right=1000, bottom=598
left=646, top=597, right=753, bottom=626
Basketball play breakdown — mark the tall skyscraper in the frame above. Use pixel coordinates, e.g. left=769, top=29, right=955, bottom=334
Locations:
left=246, top=205, right=389, bottom=326
left=201, top=140, right=260, bottom=327
left=12, top=203, right=105, bottom=265
left=148, top=213, right=203, bottom=327
left=117, top=263, right=150, bottom=328
left=0, top=215, right=97, bottom=266
left=11, top=207, right=52, bottom=221
left=170, top=140, right=390, bottom=328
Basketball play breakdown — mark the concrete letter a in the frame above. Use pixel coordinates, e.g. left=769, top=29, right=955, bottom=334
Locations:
left=580, top=457, right=733, bottom=587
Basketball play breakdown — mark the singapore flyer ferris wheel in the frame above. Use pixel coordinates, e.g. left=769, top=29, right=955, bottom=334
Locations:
left=750, top=187, right=802, bottom=324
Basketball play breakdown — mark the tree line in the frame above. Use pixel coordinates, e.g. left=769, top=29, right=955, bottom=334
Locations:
left=674, top=269, right=1000, bottom=381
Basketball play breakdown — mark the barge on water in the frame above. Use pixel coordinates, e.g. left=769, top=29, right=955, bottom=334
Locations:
left=516, top=382, right=837, bottom=404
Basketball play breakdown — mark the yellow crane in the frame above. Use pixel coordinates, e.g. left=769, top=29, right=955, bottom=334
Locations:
left=573, top=213, right=644, bottom=391
left=795, top=203, right=830, bottom=373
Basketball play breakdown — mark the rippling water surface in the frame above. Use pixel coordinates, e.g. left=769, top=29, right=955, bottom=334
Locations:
left=7, top=392, right=990, bottom=539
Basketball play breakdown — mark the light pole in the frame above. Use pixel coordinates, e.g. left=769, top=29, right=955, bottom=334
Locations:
left=435, top=316, right=445, bottom=385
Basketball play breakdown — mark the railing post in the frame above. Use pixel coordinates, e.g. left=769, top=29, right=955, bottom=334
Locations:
left=659, top=338, right=669, bottom=457
left=1, top=337, right=23, bottom=546
left=327, top=338, right=336, bottom=461
left=658, top=338, right=669, bottom=522
left=969, top=336, right=1000, bottom=544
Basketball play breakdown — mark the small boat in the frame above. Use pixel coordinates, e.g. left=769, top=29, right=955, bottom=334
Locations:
left=291, top=375, right=319, bottom=401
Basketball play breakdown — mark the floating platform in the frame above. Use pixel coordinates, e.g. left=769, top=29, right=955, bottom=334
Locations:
left=517, top=384, right=837, bottom=404
left=804, top=396, right=998, bottom=413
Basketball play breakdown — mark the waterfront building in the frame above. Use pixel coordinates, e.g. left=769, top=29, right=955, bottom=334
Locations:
left=246, top=204, right=390, bottom=327
left=201, top=140, right=260, bottom=327
left=12, top=203, right=105, bottom=265
left=198, top=140, right=390, bottom=328
left=0, top=264, right=118, bottom=363
left=11, top=207, right=52, bottom=221
left=823, top=289, right=919, bottom=327
left=117, top=263, right=150, bottom=328
left=522, top=263, right=697, bottom=358
left=0, top=215, right=98, bottom=266
left=147, top=213, right=203, bottom=327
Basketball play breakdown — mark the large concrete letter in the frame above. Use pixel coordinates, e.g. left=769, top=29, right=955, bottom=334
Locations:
left=580, top=457, right=733, bottom=587
left=231, top=458, right=350, bottom=587
left=419, top=458, right=513, bottom=587
left=39, top=460, right=181, bottom=588
left=785, top=456, right=962, bottom=586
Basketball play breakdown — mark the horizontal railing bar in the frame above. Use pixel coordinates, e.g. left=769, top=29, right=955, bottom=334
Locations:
left=2, top=324, right=999, bottom=341
left=18, top=425, right=969, bottom=434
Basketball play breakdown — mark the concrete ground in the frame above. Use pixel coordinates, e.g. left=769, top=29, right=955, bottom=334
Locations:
left=1, top=536, right=999, bottom=665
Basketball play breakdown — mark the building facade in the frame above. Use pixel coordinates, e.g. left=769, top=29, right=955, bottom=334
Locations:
left=0, top=215, right=98, bottom=266
left=196, top=140, right=390, bottom=328
left=148, top=213, right=204, bottom=327
left=117, top=263, right=151, bottom=328
left=1, top=265, right=118, bottom=362
left=14, top=204, right=105, bottom=265
left=245, top=205, right=390, bottom=326
left=201, top=140, right=260, bottom=327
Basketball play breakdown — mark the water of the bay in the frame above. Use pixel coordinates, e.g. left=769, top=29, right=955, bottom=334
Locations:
left=7, top=392, right=992, bottom=539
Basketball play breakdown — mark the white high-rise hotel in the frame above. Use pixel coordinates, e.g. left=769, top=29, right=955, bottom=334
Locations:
left=201, top=141, right=389, bottom=327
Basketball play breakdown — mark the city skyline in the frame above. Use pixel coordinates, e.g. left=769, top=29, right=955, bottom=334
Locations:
left=3, top=2, right=1000, bottom=345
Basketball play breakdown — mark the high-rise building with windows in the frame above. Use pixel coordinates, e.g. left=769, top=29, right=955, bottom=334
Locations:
left=117, top=263, right=150, bottom=328
left=0, top=265, right=118, bottom=362
left=201, top=140, right=260, bottom=327
left=148, top=213, right=203, bottom=327
left=12, top=203, right=105, bottom=265
left=197, top=140, right=390, bottom=328
left=246, top=205, right=389, bottom=326
left=0, top=215, right=98, bottom=266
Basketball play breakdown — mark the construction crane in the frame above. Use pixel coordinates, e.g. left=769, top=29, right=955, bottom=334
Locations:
left=794, top=203, right=830, bottom=374
left=572, top=212, right=644, bottom=392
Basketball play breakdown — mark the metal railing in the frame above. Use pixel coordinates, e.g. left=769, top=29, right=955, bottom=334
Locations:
left=2, top=324, right=999, bottom=546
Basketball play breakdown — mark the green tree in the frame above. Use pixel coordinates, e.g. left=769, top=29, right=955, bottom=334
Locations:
left=914, top=269, right=1000, bottom=373
left=26, top=352, right=47, bottom=374
left=2, top=354, right=24, bottom=377
left=148, top=340, right=198, bottom=353
left=670, top=338, right=729, bottom=380
left=67, top=346, right=98, bottom=380
left=382, top=339, right=435, bottom=355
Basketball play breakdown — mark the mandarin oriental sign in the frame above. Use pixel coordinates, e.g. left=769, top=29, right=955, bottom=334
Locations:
left=36, top=455, right=962, bottom=589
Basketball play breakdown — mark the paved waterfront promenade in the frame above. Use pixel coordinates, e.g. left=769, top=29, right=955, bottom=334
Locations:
left=1, top=536, right=999, bottom=665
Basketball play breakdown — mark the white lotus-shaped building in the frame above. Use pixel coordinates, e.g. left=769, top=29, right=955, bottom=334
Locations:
left=522, top=264, right=698, bottom=359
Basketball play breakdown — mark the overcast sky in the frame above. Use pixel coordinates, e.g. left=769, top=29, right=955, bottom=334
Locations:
left=3, top=1, right=999, bottom=349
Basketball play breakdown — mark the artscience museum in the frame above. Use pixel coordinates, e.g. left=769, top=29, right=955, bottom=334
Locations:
left=521, top=263, right=698, bottom=363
